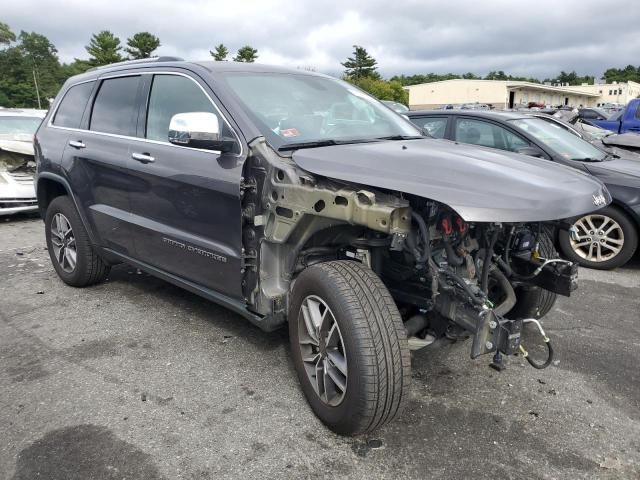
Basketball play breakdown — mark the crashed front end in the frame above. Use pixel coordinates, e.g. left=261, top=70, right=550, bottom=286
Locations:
left=0, top=146, right=38, bottom=215
left=240, top=138, right=611, bottom=369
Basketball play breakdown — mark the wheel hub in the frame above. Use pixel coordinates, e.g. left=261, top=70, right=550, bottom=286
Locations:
left=569, top=214, right=624, bottom=263
left=50, top=213, right=77, bottom=273
left=298, top=295, right=348, bottom=406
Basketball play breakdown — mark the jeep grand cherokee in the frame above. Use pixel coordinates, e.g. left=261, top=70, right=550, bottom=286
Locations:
left=35, top=58, right=610, bottom=435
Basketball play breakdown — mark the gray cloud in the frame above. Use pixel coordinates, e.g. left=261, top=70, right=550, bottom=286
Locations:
left=3, top=0, right=639, bottom=79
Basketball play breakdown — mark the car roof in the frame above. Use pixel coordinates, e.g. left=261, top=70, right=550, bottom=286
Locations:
left=0, top=108, right=47, bottom=118
left=407, top=109, right=530, bottom=121
left=63, top=58, right=329, bottom=85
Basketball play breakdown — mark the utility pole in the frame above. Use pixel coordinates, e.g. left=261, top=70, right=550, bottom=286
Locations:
left=32, top=68, right=42, bottom=109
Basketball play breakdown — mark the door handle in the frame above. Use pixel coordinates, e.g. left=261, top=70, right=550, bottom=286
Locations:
left=68, top=140, right=85, bottom=149
left=131, top=152, right=155, bottom=164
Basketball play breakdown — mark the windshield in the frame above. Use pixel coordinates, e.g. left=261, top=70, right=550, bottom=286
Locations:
left=0, top=116, right=42, bottom=138
left=510, top=117, right=606, bottom=161
left=219, top=72, right=421, bottom=149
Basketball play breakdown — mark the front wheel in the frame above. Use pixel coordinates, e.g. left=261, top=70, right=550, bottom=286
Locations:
left=558, top=206, right=638, bottom=270
left=289, top=260, right=411, bottom=435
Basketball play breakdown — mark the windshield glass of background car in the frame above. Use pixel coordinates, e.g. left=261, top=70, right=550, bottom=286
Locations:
left=219, top=72, right=420, bottom=148
left=0, top=117, right=43, bottom=137
left=510, top=118, right=606, bottom=161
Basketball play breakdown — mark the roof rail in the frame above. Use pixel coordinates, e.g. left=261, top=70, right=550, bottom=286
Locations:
left=87, top=56, right=184, bottom=72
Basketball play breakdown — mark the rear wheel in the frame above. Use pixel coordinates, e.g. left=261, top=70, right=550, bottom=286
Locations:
left=558, top=206, right=638, bottom=270
left=45, top=196, right=110, bottom=287
left=289, top=260, right=410, bottom=435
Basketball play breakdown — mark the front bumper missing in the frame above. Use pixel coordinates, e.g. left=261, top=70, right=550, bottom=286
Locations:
left=471, top=310, right=522, bottom=359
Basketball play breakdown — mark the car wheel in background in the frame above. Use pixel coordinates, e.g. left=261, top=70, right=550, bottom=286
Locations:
left=558, top=206, right=638, bottom=270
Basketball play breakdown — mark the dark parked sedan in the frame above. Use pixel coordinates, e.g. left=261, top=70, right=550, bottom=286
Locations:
left=408, top=110, right=640, bottom=269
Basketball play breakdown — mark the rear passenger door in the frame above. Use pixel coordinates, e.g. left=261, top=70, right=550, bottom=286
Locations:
left=126, top=72, right=245, bottom=299
left=61, top=75, right=143, bottom=255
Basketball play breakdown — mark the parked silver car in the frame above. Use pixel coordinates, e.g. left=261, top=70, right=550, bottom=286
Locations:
left=0, top=108, right=46, bottom=215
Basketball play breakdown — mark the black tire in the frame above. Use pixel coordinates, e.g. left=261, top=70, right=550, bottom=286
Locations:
left=507, top=227, right=557, bottom=320
left=558, top=206, right=638, bottom=270
left=45, top=196, right=110, bottom=287
left=289, top=260, right=410, bottom=435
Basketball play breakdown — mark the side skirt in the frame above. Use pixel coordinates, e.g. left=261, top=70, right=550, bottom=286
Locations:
left=99, top=247, right=285, bottom=332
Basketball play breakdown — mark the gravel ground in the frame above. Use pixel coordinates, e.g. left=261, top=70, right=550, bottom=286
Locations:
left=1, top=213, right=639, bottom=480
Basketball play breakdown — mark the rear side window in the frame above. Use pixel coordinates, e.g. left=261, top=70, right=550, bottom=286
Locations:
left=53, top=82, right=95, bottom=128
left=411, top=116, right=448, bottom=139
left=455, top=118, right=529, bottom=152
left=90, top=76, right=140, bottom=136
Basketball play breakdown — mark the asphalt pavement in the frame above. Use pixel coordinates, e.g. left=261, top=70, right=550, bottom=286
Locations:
left=1, top=213, right=639, bottom=479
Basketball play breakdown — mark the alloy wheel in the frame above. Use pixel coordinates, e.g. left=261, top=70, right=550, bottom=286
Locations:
left=298, top=295, right=348, bottom=406
left=569, top=214, right=624, bottom=263
left=50, top=213, right=77, bottom=273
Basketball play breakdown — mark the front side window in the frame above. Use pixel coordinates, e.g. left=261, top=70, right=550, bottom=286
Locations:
left=53, top=82, right=95, bottom=129
left=90, top=76, right=140, bottom=136
left=411, top=116, right=448, bottom=139
left=219, top=72, right=421, bottom=149
left=510, top=117, right=606, bottom=161
left=454, top=118, right=529, bottom=152
left=145, top=74, right=237, bottom=153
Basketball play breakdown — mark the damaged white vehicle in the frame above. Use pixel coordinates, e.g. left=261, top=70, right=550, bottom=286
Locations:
left=0, top=108, right=46, bottom=215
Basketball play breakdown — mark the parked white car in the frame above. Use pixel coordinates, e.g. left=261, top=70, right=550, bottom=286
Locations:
left=0, top=108, right=46, bottom=215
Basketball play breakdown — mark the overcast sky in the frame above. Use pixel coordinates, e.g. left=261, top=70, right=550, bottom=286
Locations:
left=4, top=0, right=639, bottom=79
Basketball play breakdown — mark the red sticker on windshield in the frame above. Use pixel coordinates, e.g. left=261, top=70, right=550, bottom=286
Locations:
left=281, top=128, right=299, bottom=137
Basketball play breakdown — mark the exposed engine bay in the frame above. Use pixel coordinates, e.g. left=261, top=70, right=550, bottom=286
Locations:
left=238, top=139, right=578, bottom=368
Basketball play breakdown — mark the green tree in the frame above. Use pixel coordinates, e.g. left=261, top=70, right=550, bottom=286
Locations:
left=60, top=59, right=92, bottom=77
left=233, top=45, right=258, bottom=62
left=341, top=45, right=379, bottom=80
left=602, top=65, right=640, bottom=83
left=0, top=22, right=16, bottom=45
left=86, top=30, right=123, bottom=66
left=210, top=43, right=228, bottom=61
left=125, top=32, right=160, bottom=59
left=0, top=31, right=61, bottom=108
left=346, top=77, right=408, bottom=104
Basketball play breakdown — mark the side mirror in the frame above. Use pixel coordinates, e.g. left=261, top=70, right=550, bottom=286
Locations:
left=168, top=112, right=235, bottom=152
left=516, top=146, right=546, bottom=158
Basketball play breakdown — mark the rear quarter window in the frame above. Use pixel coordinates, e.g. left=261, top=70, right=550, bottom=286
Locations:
left=52, top=82, right=95, bottom=128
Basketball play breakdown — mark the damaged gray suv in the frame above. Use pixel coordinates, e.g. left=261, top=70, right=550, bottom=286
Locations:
left=35, top=58, right=610, bottom=435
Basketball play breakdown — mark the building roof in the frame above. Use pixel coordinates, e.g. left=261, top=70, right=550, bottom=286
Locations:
left=404, top=78, right=599, bottom=97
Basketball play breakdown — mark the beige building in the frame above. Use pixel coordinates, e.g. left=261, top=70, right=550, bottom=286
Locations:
left=404, top=79, right=629, bottom=110
left=567, top=81, right=640, bottom=107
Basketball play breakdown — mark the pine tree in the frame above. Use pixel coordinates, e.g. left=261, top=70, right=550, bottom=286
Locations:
left=86, top=31, right=123, bottom=66
left=210, top=44, right=228, bottom=61
left=341, top=45, right=379, bottom=80
left=125, top=32, right=160, bottom=59
left=233, top=46, right=258, bottom=63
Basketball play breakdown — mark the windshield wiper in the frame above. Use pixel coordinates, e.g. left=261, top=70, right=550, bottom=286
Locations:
left=570, top=156, right=605, bottom=162
left=278, top=138, right=379, bottom=151
left=376, top=135, right=424, bottom=141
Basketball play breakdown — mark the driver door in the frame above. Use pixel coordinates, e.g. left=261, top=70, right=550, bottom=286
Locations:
left=127, top=72, right=245, bottom=299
